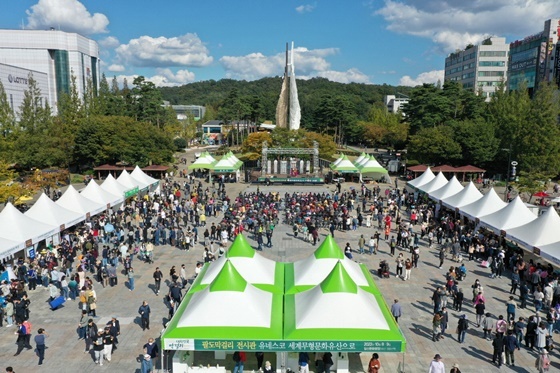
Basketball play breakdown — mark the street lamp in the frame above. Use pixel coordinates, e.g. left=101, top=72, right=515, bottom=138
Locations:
left=505, top=160, right=517, bottom=202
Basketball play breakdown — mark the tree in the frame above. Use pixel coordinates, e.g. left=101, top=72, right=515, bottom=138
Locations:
left=513, top=171, right=553, bottom=203
left=0, top=79, right=16, bottom=160
left=313, top=94, right=357, bottom=144
left=218, top=88, right=250, bottom=146
left=131, top=76, right=169, bottom=127
left=0, top=161, right=26, bottom=203
left=18, top=73, right=52, bottom=134
left=408, top=126, right=462, bottom=164
left=451, top=119, right=499, bottom=166
left=359, top=104, right=408, bottom=149
left=240, top=132, right=272, bottom=160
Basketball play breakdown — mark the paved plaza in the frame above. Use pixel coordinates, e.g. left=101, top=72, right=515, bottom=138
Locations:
left=0, top=177, right=558, bottom=372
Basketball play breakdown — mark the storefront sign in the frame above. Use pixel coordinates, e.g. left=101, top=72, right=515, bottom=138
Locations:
left=124, top=187, right=139, bottom=198
left=164, top=339, right=195, bottom=350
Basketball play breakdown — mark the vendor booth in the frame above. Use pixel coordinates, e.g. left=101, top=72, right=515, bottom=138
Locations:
left=478, top=196, right=537, bottom=234
left=428, top=176, right=463, bottom=202
left=25, top=193, right=85, bottom=232
left=55, top=185, right=106, bottom=218
left=161, top=235, right=406, bottom=373
left=406, top=168, right=435, bottom=191
left=356, top=156, right=390, bottom=183
left=441, top=182, right=483, bottom=210
left=460, top=188, right=506, bottom=221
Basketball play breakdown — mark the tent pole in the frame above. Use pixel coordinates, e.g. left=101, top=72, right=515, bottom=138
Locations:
left=161, top=349, right=164, bottom=373
left=401, top=352, right=405, bottom=373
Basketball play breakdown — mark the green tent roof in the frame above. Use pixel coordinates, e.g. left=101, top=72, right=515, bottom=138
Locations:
left=320, top=261, right=358, bottom=294
left=314, top=235, right=344, bottom=259
left=209, top=260, right=247, bottom=292
left=227, top=234, right=255, bottom=258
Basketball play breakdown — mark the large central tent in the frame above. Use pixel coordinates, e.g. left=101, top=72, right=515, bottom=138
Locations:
left=161, top=234, right=405, bottom=354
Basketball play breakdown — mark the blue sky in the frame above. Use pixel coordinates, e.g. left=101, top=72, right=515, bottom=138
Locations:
left=1, top=0, right=560, bottom=87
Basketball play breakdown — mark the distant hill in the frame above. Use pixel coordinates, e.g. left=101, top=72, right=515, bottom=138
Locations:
left=159, top=77, right=412, bottom=123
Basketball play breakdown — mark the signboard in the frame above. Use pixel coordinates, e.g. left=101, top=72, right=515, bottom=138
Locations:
left=124, top=187, right=139, bottom=199
left=164, top=339, right=402, bottom=352
left=533, top=247, right=541, bottom=256
left=25, top=239, right=32, bottom=247
left=27, top=247, right=35, bottom=259
left=510, top=57, right=537, bottom=72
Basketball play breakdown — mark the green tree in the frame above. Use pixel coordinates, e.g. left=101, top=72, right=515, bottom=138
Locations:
left=131, top=76, right=169, bottom=127
left=313, top=94, right=357, bottom=145
left=408, top=126, right=462, bottom=164
left=240, top=132, right=272, bottom=160
left=0, top=79, right=16, bottom=159
left=451, top=119, right=499, bottom=166
left=359, top=104, right=408, bottom=149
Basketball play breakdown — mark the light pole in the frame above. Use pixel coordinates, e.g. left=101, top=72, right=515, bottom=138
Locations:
left=502, top=146, right=512, bottom=201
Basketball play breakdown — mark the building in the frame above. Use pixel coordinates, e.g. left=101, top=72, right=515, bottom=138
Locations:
left=163, top=103, right=206, bottom=121
left=0, top=29, right=100, bottom=113
left=508, top=19, right=560, bottom=94
left=0, top=63, right=49, bottom=119
left=444, top=37, right=509, bottom=100
left=384, top=94, right=409, bottom=113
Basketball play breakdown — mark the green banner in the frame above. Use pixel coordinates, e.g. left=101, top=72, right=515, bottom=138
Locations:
left=124, top=187, right=139, bottom=198
left=164, top=339, right=401, bottom=352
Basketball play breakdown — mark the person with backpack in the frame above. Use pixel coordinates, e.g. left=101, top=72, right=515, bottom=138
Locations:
left=232, top=351, right=246, bottom=373
left=457, top=314, right=469, bottom=344
left=22, top=320, right=33, bottom=350
left=506, top=296, right=517, bottom=322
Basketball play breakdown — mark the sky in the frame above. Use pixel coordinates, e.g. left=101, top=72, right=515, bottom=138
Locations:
left=2, top=0, right=560, bottom=88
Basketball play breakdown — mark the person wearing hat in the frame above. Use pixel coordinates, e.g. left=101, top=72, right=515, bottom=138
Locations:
left=536, top=349, right=551, bottom=372
left=450, top=363, right=461, bottom=373
left=428, top=354, right=444, bottom=373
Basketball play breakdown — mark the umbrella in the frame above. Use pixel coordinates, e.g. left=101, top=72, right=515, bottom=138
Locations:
left=533, top=191, right=549, bottom=197
left=104, top=223, right=115, bottom=233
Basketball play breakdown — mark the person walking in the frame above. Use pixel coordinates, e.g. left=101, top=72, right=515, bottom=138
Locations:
left=367, top=353, right=381, bottom=373
left=482, top=313, right=494, bottom=341
left=102, top=327, right=114, bottom=362
left=457, top=314, right=468, bottom=344
left=506, top=296, right=517, bottom=322
left=153, top=267, right=163, bottom=295
left=128, top=267, right=135, bottom=291
left=492, top=333, right=505, bottom=368
left=536, top=350, right=551, bottom=372
left=475, top=300, right=485, bottom=327
left=369, top=236, right=376, bottom=255
left=13, top=321, right=29, bottom=356
left=34, top=328, right=48, bottom=365
left=404, top=258, right=412, bottom=281
left=504, top=330, right=520, bottom=366
left=390, top=299, right=402, bottom=323
left=438, top=247, right=445, bottom=269
left=428, top=354, right=444, bottom=373
left=139, top=301, right=151, bottom=331
left=93, top=330, right=105, bottom=365
left=298, top=351, right=310, bottom=373
left=358, top=235, right=365, bottom=254
left=395, top=254, right=404, bottom=278
left=141, top=354, right=153, bottom=373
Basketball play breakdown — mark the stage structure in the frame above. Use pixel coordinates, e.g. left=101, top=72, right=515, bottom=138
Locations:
left=275, top=42, right=301, bottom=130
left=261, top=141, right=319, bottom=177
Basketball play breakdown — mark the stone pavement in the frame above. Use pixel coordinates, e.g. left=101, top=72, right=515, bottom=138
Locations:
left=0, top=179, right=558, bottom=372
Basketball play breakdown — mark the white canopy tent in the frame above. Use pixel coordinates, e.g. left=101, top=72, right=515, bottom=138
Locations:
left=56, top=185, right=106, bottom=218
left=441, top=182, right=483, bottom=210
left=460, top=188, right=507, bottom=220
left=536, top=242, right=560, bottom=265
left=101, top=174, right=129, bottom=197
left=25, top=193, right=84, bottom=231
left=81, top=181, right=123, bottom=207
left=0, top=236, right=24, bottom=261
left=407, top=168, right=435, bottom=190
left=428, top=175, right=463, bottom=201
left=117, top=170, right=141, bottom=190
left=417, top=172, right=448, bottom=194
left=0, top=203, right=57, bottom=245
left=354, top=152, right=367, bottom=165
left=478, top=196, right=537, bottom=233
left=131, top=166, right=159, bottom=188
left=506, top=207, right=560, bottom=248
left=332, top=154, right=344, bottom=167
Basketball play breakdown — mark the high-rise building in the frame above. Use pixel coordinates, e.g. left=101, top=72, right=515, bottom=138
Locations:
left=508, top=19, right=560, bottom=95
left=0, top=29, right=100, bottom=113
left=444, top=37, right=509, bottom=100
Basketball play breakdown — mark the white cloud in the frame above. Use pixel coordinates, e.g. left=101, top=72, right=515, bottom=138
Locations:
left=99, top=36, right=120, bottom=49
left=26, top=0, right=109, bottom=35
left=296, top=4, right=316, bottom=14
left=376, top=0, right=560, bottom=52
left=220, top=46, right=370, bottom=82
left=115, top=34, right=213, bottom=67
left=399, top=70, right=444, bottom=86
left=112, top=68, right=196, bottom=88
left=108, top=64, right=125, bottom=72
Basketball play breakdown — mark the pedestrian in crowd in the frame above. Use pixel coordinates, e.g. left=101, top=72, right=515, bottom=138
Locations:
left=432, top=312, right=442, bottom=342
left=93, top=330, right=105, bottom=365
left=495, top=315, right=507, bottom=338
left=139, top=300, right=151, bottom=331
left=298, top=351, right=310, bottom=373
left=141, top=354, right=153, bottom=373
left=153, top=267, right=163, bottom=295
left=369, top=236, right=376, bottom=255
left=128, top=267, right=135, bottom=291
left=395, top=253, right=404, bottom=278
left=255, top=351, right=264, bottom=370
left=449, top=363, right=461, bottom=373
left=526, top=315, right=537, bottom=350
left=85, top=319, right=98, bottom=353
left=264, top=361, right=274, bottom=373
left=438, top=247, right=445, bottom=269
left=536, top=322, right=548, bottom=351
left=34, top=328, right=48, bottom=365
left=367, top=353, right=380, bottom=373
left=233, top=351, right=246, bottom=373
left=506, top=296, right=517, bottom=321
left=492, top=333, right=505, bottom=368
left=482, top=313, right=494, bottom=341
left=536, top=350, right=551, bottom=372
left=358, top=234, right=365, bottom=254
left=504, top=329, right=520, bottom=367
left=102, top=326, right=114, bottom=362
left=428, top=354, right=444, bottom=373
left=144, top=338, right=159, bottom=361
left=78, top=310, right=88, bottom=340
left=322, top=352, right=333, bottom=373
left=475, top=300, right=485, bottom=327
left=404, top=258, right=412, bottom=281
left=390, top=299, right=402, bottom=323
left=13, top=321, right=29, bottom=356
left=457, top=314, right=468, bottom=344
left=440, top=307, right=448, bottom=338
left=454, top=288, right=464, bottom=312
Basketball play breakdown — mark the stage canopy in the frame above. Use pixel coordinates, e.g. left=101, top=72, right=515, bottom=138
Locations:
left=460, top=188, right=506, bottom=221
left=428, top=176, right=463, bottom=201
left=441, top=182, right=483, bottom=210
left=161, top=234, right=406, bottom=353
left=506, top=207, right=560, bottom=248
left=25, top=193, right=84, bottom=231
left=407, top=168, right=435, bottom=190
left=478, top=196, right=537, bottom=233
left=330, top=155, right=359, bottom=174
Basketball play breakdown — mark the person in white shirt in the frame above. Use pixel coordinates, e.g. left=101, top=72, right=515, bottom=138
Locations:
left=428, top=354, right=445, bottom=373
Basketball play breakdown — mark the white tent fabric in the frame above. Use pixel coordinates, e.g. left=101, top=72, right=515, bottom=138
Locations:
left=117, top=170, right=140, bottom=190
left=407, top=168, right=435, bottom=190
left=295, top=285, right=389, bottom=330
left=479, top=196, right=537, bottom=233
left=429, top=175, right=463, bottom=201
left=0, top=236, right=24, bottom=261
left=81, top=181, right=123, bottom=207
left=200, top=254, right=276, bottom=286
left=101, top=174, right=129, bottom=196
left=335, top=157, right=359, bottom=170
left=506, top=207, right=560, bottom=248
left=56, top=185, right=106, bottom=217
left=354, top=153, right=367, bottom=165
left=131, top=166, right=159, bottom=187
left=537, top=242, right=560, bottom=265
left=332, top=154, right=344, bottom=166
left=25, top=193, right=84, bottom=230
left=460, top=188, right=507, bottom=220
left=441, top=182, right=483, bottom=210
left=177, top=283, right=272, bottom=328
left=293, top=255, right=369, bottom=287
left=417, top=172, right=448, bottom=194
left=0, top=203, right=57, bottom=244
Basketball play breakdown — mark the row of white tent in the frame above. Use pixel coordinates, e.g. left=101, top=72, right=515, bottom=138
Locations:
left=407, top=168, right=560, bottom=265
left=0, top=166, right=159, bottom=261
